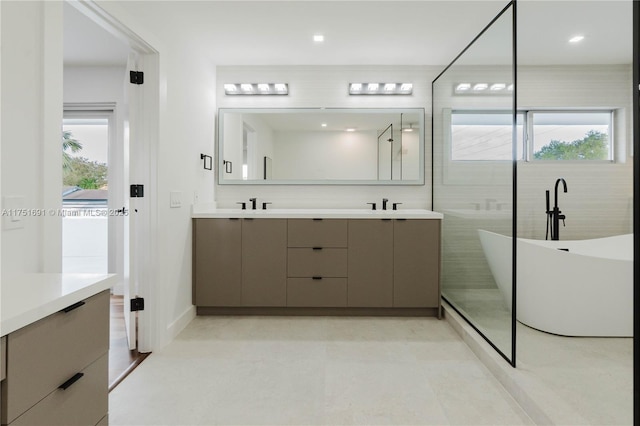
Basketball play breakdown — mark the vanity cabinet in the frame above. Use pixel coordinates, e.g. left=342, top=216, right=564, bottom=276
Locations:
left=193, top=218, right=287, bottom=307
left=194, top=217, right=441, bottom=313
left=1, top=290, right=109, bottom=426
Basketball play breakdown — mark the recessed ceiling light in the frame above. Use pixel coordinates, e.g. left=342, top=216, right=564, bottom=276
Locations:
left=367, top=83, right=379, bottom=92
left=384, top=83, right=396, bottom=92
left=257, top=84, right=270, bottom=92
left=346, top=128, right=356, bottom=132
left=473, top=83, right=488, bottom=91
left=490, top=83, right=506, bottom=91
left=321, top=123, right=327, bottom=127
left=455, top=83, right=471, bottom=91
left=569, top=35, right=584, bottom=43
left=313, top=34, right=324, bottom=43
left=240, top=84, right=253, bottom=92
left=274, top=83, right=288, bottom=93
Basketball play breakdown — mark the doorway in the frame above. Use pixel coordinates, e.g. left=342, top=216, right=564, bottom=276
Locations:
left=63, top=0, right=159, bottom=388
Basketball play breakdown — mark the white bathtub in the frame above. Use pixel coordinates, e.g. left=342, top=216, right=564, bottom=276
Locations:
left=478, top=230, right=633, bottom=337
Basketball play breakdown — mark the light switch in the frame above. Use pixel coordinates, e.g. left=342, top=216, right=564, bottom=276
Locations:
left=170, top=191, right=182, bottom=208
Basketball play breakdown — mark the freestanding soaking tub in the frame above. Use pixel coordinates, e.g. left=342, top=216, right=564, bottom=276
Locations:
left=478, top=229, right=633, bottom=337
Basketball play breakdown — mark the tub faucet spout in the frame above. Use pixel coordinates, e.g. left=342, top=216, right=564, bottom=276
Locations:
left=548, top=178, right=568, bottom=240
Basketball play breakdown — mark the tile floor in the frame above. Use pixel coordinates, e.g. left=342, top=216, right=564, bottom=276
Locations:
left=109, top=316, right=533, bottom=425
left=445, top=289, right=633, bottom=425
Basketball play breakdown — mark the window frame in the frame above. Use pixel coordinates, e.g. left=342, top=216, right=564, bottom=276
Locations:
left=449, top=108, right=616, bottom=163
left=525, top=109, right=614, bottom=163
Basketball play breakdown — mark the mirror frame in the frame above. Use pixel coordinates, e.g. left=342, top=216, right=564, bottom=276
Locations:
left=217, top=107, right=426, bottom=185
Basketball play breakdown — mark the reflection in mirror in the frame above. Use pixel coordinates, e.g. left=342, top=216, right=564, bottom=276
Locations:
left=218, top=108, right=424, bottom=185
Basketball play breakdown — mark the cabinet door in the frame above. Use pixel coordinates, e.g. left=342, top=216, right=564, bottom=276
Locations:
left=348, top=219, right=393, bottom=307
left=241, top=219, right=287, bottom=306
left=393, top=220, right=441, bottom=308
left=193, top=219, right=241, bottom=306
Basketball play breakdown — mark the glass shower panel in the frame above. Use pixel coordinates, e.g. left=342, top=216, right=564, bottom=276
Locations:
left=433, top=4, right=515, bottom=364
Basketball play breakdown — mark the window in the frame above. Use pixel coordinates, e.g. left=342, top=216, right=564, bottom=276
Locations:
left=450, top=110, right=614, bottom=162
left=529, top=111, right=612, bottom=161
left=451, top=111, right=524, bottom=161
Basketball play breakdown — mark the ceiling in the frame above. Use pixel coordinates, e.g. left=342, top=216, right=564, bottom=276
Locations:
left=63, top=1, right=632, bottom=68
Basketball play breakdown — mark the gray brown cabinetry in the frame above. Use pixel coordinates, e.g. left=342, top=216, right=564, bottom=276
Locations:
left=286, top=219, right=348, bottom=307
left=193, top=217, right=441, bottom=314
left=393, top=219, right=441, bottom=308
left=347, top=219, right=394, bottom=307
left=1, top=290, right=109, bottom=426
left=193, top=218, right=287, bottom=307
left=241, top=219, right=287, bottom=306
left=193, top=218, right=242, bottom=306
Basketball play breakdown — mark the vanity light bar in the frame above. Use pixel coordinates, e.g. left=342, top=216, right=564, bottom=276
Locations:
left=224, top=83, right=289, bottom=95
left=349, top=83, right=413, bottom=95
left=454, top=82, right=513, bottom=95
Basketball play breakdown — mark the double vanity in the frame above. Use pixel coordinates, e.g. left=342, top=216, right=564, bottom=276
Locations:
left=193, top=208, right=443, bottom=316
left=0, top=274, right=115, bottom=426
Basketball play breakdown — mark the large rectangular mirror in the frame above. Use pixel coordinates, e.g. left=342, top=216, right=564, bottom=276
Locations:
left=217, top=108, right=425, bottom=185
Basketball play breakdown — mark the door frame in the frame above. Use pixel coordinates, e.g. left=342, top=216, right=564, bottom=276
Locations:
left=67, top=0, right=159, bottom=353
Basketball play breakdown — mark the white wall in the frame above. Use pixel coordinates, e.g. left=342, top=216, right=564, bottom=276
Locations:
left=215, top=65, right=438, bottom=209
left=1, top=1, right=63, bottom=278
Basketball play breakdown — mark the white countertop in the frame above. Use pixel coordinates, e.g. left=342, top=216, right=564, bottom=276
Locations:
left=1, top=273, right=117, bottom=337
left=192, top=208, right=443, bottom=220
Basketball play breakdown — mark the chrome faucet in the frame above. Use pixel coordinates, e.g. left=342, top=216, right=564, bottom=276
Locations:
left=546, top=178, right=568, bottom=240
left=249, top=197, right=257, bottom=210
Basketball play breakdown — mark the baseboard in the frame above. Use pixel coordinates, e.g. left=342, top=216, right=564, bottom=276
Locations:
left=166, top=305, right=196, bottom=341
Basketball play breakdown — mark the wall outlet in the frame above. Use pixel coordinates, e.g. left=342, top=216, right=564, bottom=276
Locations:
left=170, top=191, right=182, bottom=208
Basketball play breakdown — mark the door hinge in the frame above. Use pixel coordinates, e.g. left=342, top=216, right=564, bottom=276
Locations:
left=130, top=71, right=144, bottom=85
left=130, top=297, right=145, bottom=312
left=130, top=184, right=144, bottom=198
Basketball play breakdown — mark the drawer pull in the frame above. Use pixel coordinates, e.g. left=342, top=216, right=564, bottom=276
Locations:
left=312, top=218, right=323, bottom=221
left=60, top=300, right=85, bottom=313
left=312, top=276, right=323, bottom=280
left=59, top=372, right=84, bottom=390
left=312, top=247, right=323, bottom=250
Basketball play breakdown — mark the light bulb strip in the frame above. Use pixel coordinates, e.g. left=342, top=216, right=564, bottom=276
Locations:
left=349, top=82, right=413, bottom=95
left=224, top=83, right=289, bottom=95
left=454, top=82, right=513, bottom=95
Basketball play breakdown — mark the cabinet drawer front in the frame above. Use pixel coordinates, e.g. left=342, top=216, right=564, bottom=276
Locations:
left=287, top=219, right=347, bottom=247
left=4, top=290, right=109, bottom=423
left=10, top=354, right=107, bottom=426
left=287, top=278, right=347, bottom=307
left=287, top=248, right=347, bottom=277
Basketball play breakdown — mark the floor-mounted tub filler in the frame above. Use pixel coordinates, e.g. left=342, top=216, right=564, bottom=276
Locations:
left=478, top=229, right=633, bottom=337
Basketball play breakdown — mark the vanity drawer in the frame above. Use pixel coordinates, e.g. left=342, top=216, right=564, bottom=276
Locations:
left=287, top=219, right=347, bottom=248
left=287, top=278, right=347, bottom=307
left=3, top=290, right=109, bottom=424
left=9, top=354, right=107, bottom=426
left=287, top=248, right=348, bottom=277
